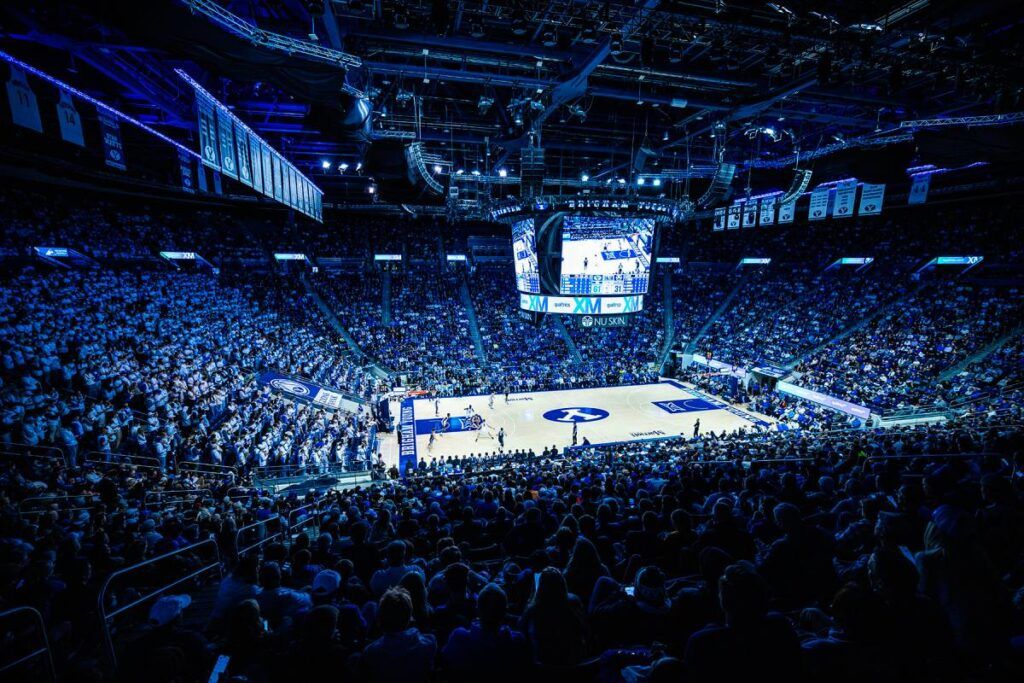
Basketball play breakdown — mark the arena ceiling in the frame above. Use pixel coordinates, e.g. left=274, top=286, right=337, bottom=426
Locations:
left=1, top=0, right=1022, bottom=203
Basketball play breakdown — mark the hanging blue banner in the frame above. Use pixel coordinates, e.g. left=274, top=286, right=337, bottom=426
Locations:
left=197, top=163, right=208, bottom=192
left=233, top=120, right=252, bottom=187
left=212, top=169, right=222, bottom=195
left=56, top=90, right=84, bottom=146
left=808, top=187, right=829, bottom=220
left=216, top=107, right=237, bottom=179
left=98, top=112, right=126, bottom=170
left=248, top=132, right=263, bottom=193
left=196, top=95, right=219, bottom=169
left=908, top=175, right=930, bottom=205
left=6, top=65, right=42, bottom=132
left=179, top=151, right=195, bottom=193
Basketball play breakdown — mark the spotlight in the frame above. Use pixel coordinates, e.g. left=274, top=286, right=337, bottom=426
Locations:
left=433, top=164, right=443, bottom=174
left=637, top=177, right=646, bottom=186
left=652, top=178, right=662, bottom=187
left=471, top=169, right=481, bottom=176
left=498, top=168, right=508, bottom=178
left=367, top=184, right=376, bottom=194
left=321, top=160, right=331, bottom=169
left=617, top=178, right=626, bottom=185
left=339, top=162, right=349, bottom=171
left=469, top=22, right=485, bottom=39
left=355, top=162, right=363, bottom=171
left=580, top=173, right=589, bottom=182
left=455, top=169, right=464, bottom=175
left=477, top=95, right=494, bottom=115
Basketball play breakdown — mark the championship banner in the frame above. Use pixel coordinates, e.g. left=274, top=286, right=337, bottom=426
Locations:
left=858, top=183, right=885, bottom=215
left=833, top=181, right=857, bottom=218
left=742, top=201, right=758, bottom=228
left=216, top=107, right=237, bottom=179
left=261, top=143, right=273, bottom=197
left=314, top=192, right=322, bottom=221
left=908, top=175, right=930, bottom=205
left=6, top=66, right=42, bottom=132
left=808, top=187, right=829, bottom=220
left=179, top=151, right=195, bottom=193
left=727, top=203, right=741, bottom=229
left=777, top=199, right=796, bottom=223
left=758, top=197, right=776, bottom=226
left=713, top=207, right=726, bottom=231
left=234, top=120, right=252, bottom=187
left=248, top=133, right=263, bottom=193
left=56, top=90, right=84, bottom=146
left=283, top=164, right=292, bottom=207
left=98, top=112, right=126, bottom=170
left=272, top=154, right=283, bottom=200
left=258, top=371, right=364, bottom=413
left=196, top=95, right=219, bottom=168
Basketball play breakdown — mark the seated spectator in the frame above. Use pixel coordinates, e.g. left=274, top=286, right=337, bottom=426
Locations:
left=357, top=587, right=436, bottom=682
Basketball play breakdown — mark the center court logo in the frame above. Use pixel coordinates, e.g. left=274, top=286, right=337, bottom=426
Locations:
left=269, top=379, right=311, bottom=397
left=542, top=407, right=610, bottom=423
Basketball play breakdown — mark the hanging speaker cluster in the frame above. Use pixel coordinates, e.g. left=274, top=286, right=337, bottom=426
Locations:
left=696, top=162, right=736, bottom=208
left=780, top=168, right=813, bottom=205
left=404, top=142, right=444, bottom=195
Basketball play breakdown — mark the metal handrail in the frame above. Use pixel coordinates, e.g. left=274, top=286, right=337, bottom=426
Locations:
left=0, top=442, right=67, bottom=466
left=286, top=502, right=322, bottom=543
left=143, top=489, right=213, bottom=507
left=97, top=538, right=222, bottom=668
left=0, top=606, right=56, bottom=680
left=84, top=450, right=163, bottom=471
left=864, top=451, right=999, bottom=462
left=235, top=514, right=284, bottom=557
left=177, top=460, right=238, bottom=479
left=17, top=494, right=100, bottom=517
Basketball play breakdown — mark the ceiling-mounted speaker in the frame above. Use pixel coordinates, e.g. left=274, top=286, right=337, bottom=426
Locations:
left=779, top=168, right=813, bottom=205
left=696, top=162, right=736, bottom=208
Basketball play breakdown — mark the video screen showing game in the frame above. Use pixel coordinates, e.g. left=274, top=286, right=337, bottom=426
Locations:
left=512, top=218, right=540, bottom=293
left=559, top=216, right=654, bottom=295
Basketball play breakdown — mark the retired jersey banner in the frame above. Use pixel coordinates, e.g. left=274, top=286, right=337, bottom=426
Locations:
left=858, top=183, right=885, bottom=215
left=216, top=107, right=237, bottom=179
left=6, top=66, right=42, bottom=132
left=261, top=143, right=273, bottom=197
left=713, top=207, right=726, bottom=231
left=234, top=120, right=252, bottom=187
left=248, top=133, right=263, bottom=193
left=272, top=154, right=283, bottom=201
left=834, top=181, right=857, bottom=218
left=727, top=204, right=741, bottom=229
left=197, top=95, right=219, bottom=168
left=56, top=90, right=84, bottom=146
left=908, top=175, right=930, bottom=205
left=179, top=151, right=195, bottom=194
left=759, top=197, right=776, bottom=226
left=742, top=201, right=758, bottom=228
left=98, top=112, right=126, bottom=170
left=777, top=199, right=796, bottom=224
left=808, top=187, right=829, bottom=221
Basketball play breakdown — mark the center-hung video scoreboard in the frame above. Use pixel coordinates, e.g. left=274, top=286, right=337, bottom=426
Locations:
left=512, top=213, right=656, bottom=316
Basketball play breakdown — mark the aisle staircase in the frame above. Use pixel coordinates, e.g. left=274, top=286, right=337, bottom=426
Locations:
left=381, top=271, right=392, bottom=325
left=658, top=270, right=675, bottom=370
left=460, top=277, right=487, bottom=363
left=554, top=317, right=584, bottom=363
left=939, top=323, right=1024, bottom=381
left=684, top=275, right=748, bottom=354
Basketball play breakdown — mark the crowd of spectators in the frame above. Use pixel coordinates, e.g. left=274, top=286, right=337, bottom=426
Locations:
left=3, top=417, right=1023, bottom=681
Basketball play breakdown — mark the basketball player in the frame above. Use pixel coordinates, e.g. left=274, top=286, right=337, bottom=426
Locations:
left=693, top=418, right=701, bottom=438
left=498, top=427, right=506, bottom=452
left=434, top=397, right=440, bottom=417
left=504, top=388, right=510, bottom=403
left=428, top=428, right=437, bottom=451
left=488, top=393, right=495, bottom=409
left=464, top=404, right=474, bottom=419
left=572, top=422, right=578, bottom=446
left=441, top=413, right=451, bottom=434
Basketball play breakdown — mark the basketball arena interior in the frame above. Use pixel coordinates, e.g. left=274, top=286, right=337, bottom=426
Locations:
left=1, top=1, right=1023, bottom=681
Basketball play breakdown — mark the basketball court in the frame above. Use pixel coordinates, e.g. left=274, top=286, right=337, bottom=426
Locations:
left=381, top=380, right=777, bottom=466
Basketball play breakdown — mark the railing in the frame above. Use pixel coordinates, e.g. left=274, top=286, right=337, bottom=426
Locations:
left=0, top=606, right=55, bottom=680
left=18, top=494, right=100, bottom=518
left=226, top=486, right=257, bottom=501
left=0, top=442, right=67, bottom=467
left=143, top=489, right=213, bottom=508
left=864, top=451, right=999, bottom=463
left=177, top=460, right=238, bottom=480
left=286, top=503, right=322, bottom=544
left=98, top=539, right=222, bottom=668
left=235, top=514, right=284, bottom=557
left=84, top=450, right=163, bottom=471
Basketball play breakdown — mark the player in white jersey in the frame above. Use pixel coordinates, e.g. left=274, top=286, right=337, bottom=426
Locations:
left=488, top=393, right=495, bottom=409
